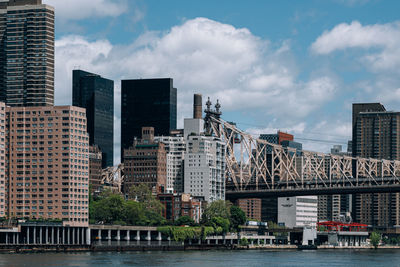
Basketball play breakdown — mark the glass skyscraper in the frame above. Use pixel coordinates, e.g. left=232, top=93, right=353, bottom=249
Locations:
left=121, top=78, right=177, bottom=158
left=73, top=70, right=114, bottom=167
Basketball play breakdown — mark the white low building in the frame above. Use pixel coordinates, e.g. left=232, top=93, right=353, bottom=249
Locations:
left=278, top=196, right=318, bottom=228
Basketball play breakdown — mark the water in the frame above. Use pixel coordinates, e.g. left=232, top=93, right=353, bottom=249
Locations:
left=1, top=249, right=400, bottom=267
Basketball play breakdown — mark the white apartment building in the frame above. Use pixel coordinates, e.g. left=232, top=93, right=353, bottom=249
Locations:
left=278, top=196, right=318, bottom=228
left=155, top=136, right=186, bottom=193
left=184, top=135, right=225, bottom=203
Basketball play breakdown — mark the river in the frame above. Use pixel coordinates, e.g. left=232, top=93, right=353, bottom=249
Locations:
left=1, top=249, right=400, bottom=267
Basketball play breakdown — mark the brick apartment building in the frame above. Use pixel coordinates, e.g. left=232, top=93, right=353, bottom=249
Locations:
left=2, top=105, right=89, bottom=226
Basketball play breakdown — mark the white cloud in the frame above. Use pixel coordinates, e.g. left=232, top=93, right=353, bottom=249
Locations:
left=44, top=0, right=128, bottom=21
left=55, top=17, right=340, bottom=161
left=311, top=21, right=400, bottom=73
left=333, top=0, right=370, bottom=6
left=56, top=17, right=337, bottom=119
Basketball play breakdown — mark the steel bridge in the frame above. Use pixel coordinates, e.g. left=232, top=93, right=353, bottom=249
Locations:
left=205, top=112, right=400, bottom=200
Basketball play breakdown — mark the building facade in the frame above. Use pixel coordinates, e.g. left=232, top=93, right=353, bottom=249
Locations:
left=121, top=78, right=177, bottom=157
left=5, top=105, right=89, bottom=226
left=89, top=145, right=102, bottom=194
left=0, top=0, right=54, bottom=106
left=237, top=198, right=262, bottom=222
left=154, top=135, right=185, bottom=194
left=123, top=127, right=167, bottom=194
left=352, top=103, right=400, bottom=227
left=72, top=70, right=114, bottom=167
left=278, top=196, right=318, bottom=228
left=184, top=135, right=225, bottom=203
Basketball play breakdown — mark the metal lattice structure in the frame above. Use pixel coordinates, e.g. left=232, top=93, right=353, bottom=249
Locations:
left=101, top=164, right=125, bottom=192
left=206, top=115, right=400, bottom=196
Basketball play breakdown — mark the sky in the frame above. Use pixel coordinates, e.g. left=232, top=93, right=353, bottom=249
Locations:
left=43, top=0, right=400, bottom=164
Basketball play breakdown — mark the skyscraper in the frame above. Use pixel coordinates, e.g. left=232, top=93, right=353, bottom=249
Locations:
left=0, top=0, right=55, bottom=106
left=121, top=78, right=177, bottom=157
left=352, top=103, right=400, bottom=227
left=72, top=70, right=114, bottom=167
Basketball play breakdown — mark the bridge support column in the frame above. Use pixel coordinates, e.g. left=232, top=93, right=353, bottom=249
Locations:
left=126, top=230, right=130, bottom=241
left=27, top=227, right=30, bottom=244
left=107, top=229, right=111, bottom=240
left=72, top=228, right=75, bottom=245
left=45, top=227, right=48, bottom=244
left=51, top=227, right=54, bottom=244
left=67, top=228, right=70, bottom=245
left=135, top=231, right=140, bottom=241
left=98, top=229, right=101, bottom=240
left=86, top=228, right=91, bottom=245
left=116, top=230, right=120, bottom=241
left=39, top=227, right=42, bottom=244
left=146, top=230, right=151, bottom=241
left=157, top=232, right=162, bottom=241
left=5, top=233, right=8, bottom=245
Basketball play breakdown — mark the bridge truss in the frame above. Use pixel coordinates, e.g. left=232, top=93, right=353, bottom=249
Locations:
left=206, top=116, right=400, bottom=195
left=101, top=164, right=125, bottom=192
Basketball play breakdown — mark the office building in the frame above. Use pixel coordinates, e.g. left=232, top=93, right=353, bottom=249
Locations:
left=352, top=103, right=400, bottom=227
left=5, top=105, right=89, bottom=226
left=0, top=0, right=55, bottom=106
left=121, top=78, right=177, bottom=157
left=89, top=145, right=102, bottom=194
left=184, top=135, right=226, bottom=203
left=123, top=127, right=167, bottom=194
left=278, top=196, right=318, bottom=228
left=72, top=70, right=114, bottom=167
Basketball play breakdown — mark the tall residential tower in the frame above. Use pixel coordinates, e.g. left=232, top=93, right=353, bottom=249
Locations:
left=0, top=0, right=55, bottom=106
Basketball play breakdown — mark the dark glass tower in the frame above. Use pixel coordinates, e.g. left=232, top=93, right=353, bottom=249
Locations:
left=73, top=70, right=114, bottom=167
left=121, top=78, right=177, bottom=158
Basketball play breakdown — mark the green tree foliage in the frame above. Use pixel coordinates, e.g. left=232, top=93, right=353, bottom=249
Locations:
left=239, top=237, right=249, bottom=246
left=129, top=184, right=164, bottom=214
left=175, top=215, right=196, bottom=226
left=370, top=232, right=381, bottom=249
left=230, top=205, right=246, bottom=231
left=90, top=191, right=165, bottom=226
left=157, top=226, right=215, bottom=242
left=211, top=217, right=230, bottom=234
left=201, top=200, right=232, bottom=224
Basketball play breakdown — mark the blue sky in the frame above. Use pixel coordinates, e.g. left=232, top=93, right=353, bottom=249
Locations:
left=43, top=0, right=400, bottom=163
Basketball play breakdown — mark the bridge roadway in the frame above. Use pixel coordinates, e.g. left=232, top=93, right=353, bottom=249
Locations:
left=225, top=184, right=400, bottom=200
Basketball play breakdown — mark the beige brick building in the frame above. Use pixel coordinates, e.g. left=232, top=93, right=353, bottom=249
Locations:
left=3, top=105, right=89, bottom=226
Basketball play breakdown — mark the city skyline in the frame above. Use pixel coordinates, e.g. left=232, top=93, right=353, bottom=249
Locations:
left=44, top=0, right=400, bottom=162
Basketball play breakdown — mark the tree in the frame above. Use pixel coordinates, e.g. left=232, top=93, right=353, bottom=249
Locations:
left=129, top=184, right=164, bottom=214
left=175, top=216, right=195, bottom=226
left=91, top=194, right=125, bottom=224
left=201, top=200, right=232, bottom=224
left=129, top=184, right=153, bottom=202
left=211, top=217, right=230, bottom=234
left=370, top=232, right=381, bottom=249
left=239, top=237, right=249, bottom=246
left=230, top=205, right=246, bottom=231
